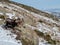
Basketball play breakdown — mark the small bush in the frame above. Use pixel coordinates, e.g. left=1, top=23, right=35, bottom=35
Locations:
left=34, top=29, right=44, bottom=37
left=44, top=34, right=56, bottom=44
left=44, top=35, right=51, bottom=40
left=38, top=20, right=43, bottom=23
left=48, top=39, right=56, bottom=45
left=0, top=15, right=5, bottom=19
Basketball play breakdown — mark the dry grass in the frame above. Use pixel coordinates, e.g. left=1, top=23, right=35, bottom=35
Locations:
left=7, top=0, right=59, bottom=21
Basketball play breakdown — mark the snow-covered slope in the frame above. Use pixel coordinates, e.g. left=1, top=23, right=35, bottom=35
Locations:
left=0, top=0, right=60, bottom=45
left=0, top=26, right=22, bottom=45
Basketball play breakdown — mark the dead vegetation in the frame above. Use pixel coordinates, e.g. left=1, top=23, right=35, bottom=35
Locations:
left=34, top=29, right=56, bottom=45
left=0, top=15, right=5, bottom=19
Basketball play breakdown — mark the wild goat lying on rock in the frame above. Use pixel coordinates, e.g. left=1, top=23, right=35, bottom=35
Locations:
left=4, top=18, right=23, bottom=30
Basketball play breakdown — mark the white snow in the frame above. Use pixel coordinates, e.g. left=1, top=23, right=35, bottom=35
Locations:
left=6, top=13, right=14, bottom=19
left=0, top=2, right=3, bottom=7
left=39, top=38, right=51, bottom=45
left=0, top=12, right=4, bottom=15
left=0, top=26, right=22, bottom=45
left=0, top=18, right=2, bottom=20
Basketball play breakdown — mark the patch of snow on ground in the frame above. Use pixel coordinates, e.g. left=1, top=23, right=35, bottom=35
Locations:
left=39, top=38, right=51, bottom=45
left=0, top=2, right=3, bottom=7
left=6, top=13, right=14, bottom=19
left=0, top=26, right=22, bottom=45
left=0, top=18, right=2, bottom=20
left=0, top=12, right=4, bottom=15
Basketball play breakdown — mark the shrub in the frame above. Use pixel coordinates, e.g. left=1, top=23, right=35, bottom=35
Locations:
left=0, top=15, right=5, bottom=19
left=34, top=29, right=44, bottom=37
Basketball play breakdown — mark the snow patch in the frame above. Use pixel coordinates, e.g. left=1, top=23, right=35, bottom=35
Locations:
left=39, top=38, right=50, bottom=45
left=6, top=13, right=14, bottom=19
left=0, top=26, right=22, bottom=45
left=0, top=12, right=4, bottom=15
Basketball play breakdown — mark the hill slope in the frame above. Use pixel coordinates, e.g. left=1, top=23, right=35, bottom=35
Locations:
left=0, top=0, right=60, bottom=45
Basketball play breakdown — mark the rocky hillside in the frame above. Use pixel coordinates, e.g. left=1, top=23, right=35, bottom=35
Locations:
left=0, top=0, right=60, bottom=45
